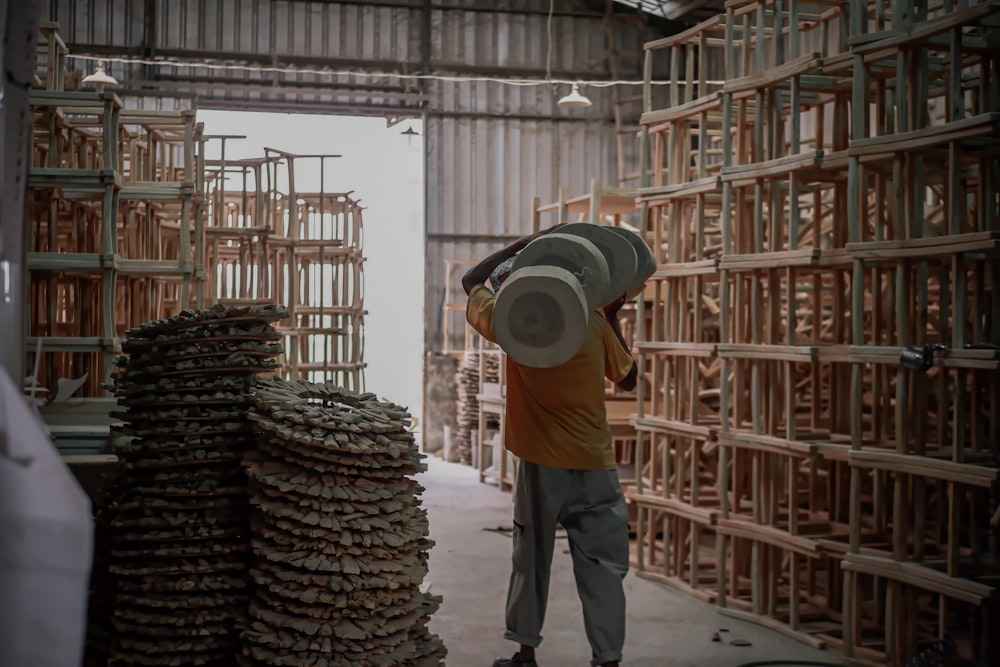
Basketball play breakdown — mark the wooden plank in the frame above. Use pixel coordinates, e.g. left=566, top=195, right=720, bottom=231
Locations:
left=635, top=341, right=716, bottom=357
left=629, top=492, right=720, bottom=525
left=848, top=449, right=1000, bottom=487
left=641, top=92, right=723, bottom=126
left=717, top=343, right=819, bottom=362
left=29, top=89, right=123, bottom=109
left=719, top=248, right=821, bottom=270
left=118, top=260, right=192, bottom=276
left=634, top=416, right=714, bottom=440
left=639, top=175, right=721, bottom=201
left=120, top=182, right=195, bottom=200
left=723, top=53, right=823, bottom=95
left=651, top=259, right=719, bottom=277
left=846, top=230, right=999, bottom=259
left=841, top=553, right=995, bottom=604
left=26, top=336, right=119, bottom=351
left=721, top=150, right=824, bottom=184
left=718, top=430, right=820, bottom=457
left=849, top=113, right=1000, bottom=159
left=30, top=167, right=120, bottom=187
left=716, top=517, right=824, bottom=557
left=27, top=252, right=118, bottom=271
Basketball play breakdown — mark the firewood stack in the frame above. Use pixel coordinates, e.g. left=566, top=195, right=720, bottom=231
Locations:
left=455, top=350, right=481, bottom=465
left=242, top=379, right=446, bottom=667
left=106, top=303, right=288, bottom=667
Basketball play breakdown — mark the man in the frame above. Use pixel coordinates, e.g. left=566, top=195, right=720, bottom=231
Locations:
left=463, top=226, right=639, bottom=667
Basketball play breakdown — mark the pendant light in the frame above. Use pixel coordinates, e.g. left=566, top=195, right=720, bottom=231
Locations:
left=81, top=60, right=118, bottom=92
left=557, top=82, right=592, bottom=109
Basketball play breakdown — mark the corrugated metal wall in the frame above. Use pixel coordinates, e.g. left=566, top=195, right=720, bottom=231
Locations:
left=52, top=0, right=427, bottom=114
left=425, top=5, right=627, bottom=353
left=47, top=0, right=664, bottom=355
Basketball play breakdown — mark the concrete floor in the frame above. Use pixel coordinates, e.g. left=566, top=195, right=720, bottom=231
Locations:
left=421, top=457, right=846, bottom=667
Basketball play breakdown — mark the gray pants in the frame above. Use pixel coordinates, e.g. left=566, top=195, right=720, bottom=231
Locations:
left=504, top=460, right=630, bottom=666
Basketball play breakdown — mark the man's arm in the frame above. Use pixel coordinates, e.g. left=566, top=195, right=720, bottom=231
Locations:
left=603, top=295, right=638, bottom=392
left=462, top=224, right=566, bottom=295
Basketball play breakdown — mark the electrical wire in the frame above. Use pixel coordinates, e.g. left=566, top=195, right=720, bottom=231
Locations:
left=67, top=53, right=718, bottom=87
left=546, top=0, right=556, bottom=92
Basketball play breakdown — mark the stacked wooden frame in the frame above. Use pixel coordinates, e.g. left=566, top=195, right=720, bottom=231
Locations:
left=201, top=145, right=367, bottom=391
left=838, top=1, right=1000, bottom=663
left=27, top=89, right=200, bottom=400
left=632, top=1, right=1000, bottom=664
left=629, top=16, right=730, bottom=605
left=713, top=1, right=856, bottom=648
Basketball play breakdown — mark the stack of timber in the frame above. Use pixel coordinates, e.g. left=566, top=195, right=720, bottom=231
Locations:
left=475, top=344, right=507, bottom=487
left=455, top=350, right=481, bottom=467
left=630, top=1, right=1000, bottom=665
left=103, top=304, right=287, bottom=667
left=202, top=146, right=367, bottom=391
left=244, top=379, right=446, bottom=666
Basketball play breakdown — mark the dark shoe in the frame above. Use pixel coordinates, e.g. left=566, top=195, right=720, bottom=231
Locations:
left=492, top=654, right=538, bottom=667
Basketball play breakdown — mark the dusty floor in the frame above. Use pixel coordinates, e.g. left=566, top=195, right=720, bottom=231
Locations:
left=421, top=457, right=846, bottom=667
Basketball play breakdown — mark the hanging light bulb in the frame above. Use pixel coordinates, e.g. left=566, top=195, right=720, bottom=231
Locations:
left=557, top=82, right=592, bottom=109
left=81, top=60, right=118, bottom=92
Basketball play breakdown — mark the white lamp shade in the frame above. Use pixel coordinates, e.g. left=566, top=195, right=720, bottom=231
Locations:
left=81, top=61, right=118, bottom=89
left=557, top=83, right=592, bottom=109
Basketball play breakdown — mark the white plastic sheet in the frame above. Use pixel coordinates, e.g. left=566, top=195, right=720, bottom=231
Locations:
left=0, top=367, right=93, bottom=667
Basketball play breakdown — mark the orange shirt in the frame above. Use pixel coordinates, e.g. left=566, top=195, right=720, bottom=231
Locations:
left=466, top=283, right=634, bottom=471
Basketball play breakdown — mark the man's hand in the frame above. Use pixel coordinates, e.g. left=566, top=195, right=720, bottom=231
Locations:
left=603, top=293, right=627, bottom=321
left=461, top=223, right=568, bottom=295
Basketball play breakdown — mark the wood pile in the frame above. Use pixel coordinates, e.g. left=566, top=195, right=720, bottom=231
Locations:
left=104, top=303, right=288, bottom=666
left=455, top=350, right=481, bottom=466
left=96, top=305, right=445, bottom=666
left=243, top=379, right=446, bottom=667
left=629, top=2, right=1000, bottom=665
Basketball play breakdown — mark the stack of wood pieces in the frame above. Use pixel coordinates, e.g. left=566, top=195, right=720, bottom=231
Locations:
left=242, top=379, right=446, bottom=667
left=482, top=353, right=500, bottom=387
left=454, top=351, right=480, bottom=466
left=106, top=303, right=289, bottom=667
